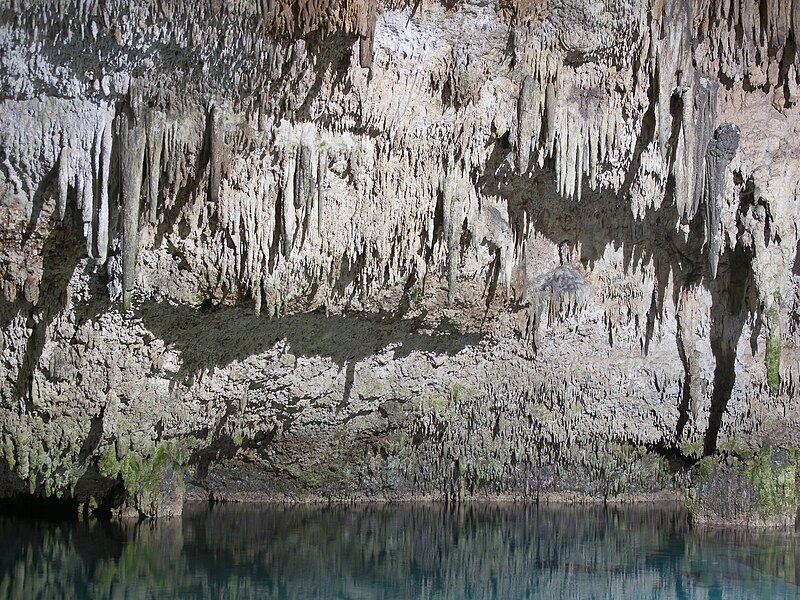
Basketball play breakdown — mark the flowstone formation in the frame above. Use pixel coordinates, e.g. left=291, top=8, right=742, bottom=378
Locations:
left=1, top=0, right=799, bottom=522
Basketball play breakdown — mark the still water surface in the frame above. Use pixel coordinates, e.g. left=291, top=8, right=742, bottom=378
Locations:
left=0, top=503, right=798, bottom=599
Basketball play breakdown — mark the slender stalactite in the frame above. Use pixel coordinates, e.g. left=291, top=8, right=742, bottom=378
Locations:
left=317, top=144, right=327, bottom=236
left=208, top=105, right=224, bottom=205
left=56, top=147, right=71, bottom=221
left=358, top=1, right=376, bottom=69
left=705, top=123, right=740, bottom=279
left=295, top=138, right=315, bottom=245
left=96, top=120, right=113, bottom=263
left=674, top=72, right=718, bottom=221
left=146, top=111, right=165, bottom=224
left=118, top=93, right=146, bottom=310
left=281, top=145, right=297, bottom=259
left=516, top=75, right=536, bottom=174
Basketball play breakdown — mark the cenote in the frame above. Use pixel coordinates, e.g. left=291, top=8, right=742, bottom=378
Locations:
left=1, top=503, right=798, bottom=599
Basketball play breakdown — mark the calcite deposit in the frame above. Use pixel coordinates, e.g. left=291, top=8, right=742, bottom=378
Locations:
left=1, top=0, right=799, bottom=523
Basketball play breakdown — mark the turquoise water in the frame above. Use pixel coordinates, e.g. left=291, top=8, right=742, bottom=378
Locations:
left=0, top=503, right=797, bottom=599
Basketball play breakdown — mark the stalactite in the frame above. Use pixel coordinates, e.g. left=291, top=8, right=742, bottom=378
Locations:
left=689, top=74, right=718, bottom=220
left=655, top=0, right=692, bottom=159
left=208, top=105, right=224, bottom=205
left=704, top=123, right=740, bottom=279
left=544, top=80, right=556, bottom=155
left=295, top=139, right=315, bottom=246
left=357, top=1, right=376, bottom=69
left=1, top=2, right=795, bottom=325
left=516, top=75, right=536, bottom=174
left=146, top=111, right=165, bottom=224
left=79, top=160, right=94, bottom=254
left=56, top=147, right=71, bottom=220
left=442, top=169, right=464, bottom=306
left=281, top=147, right=297, bottom=259
left=96, top=121, right=112, bottom=263
left=317, top=144, right=327, bottom=236
left=118, top=96, right=146, bottom=310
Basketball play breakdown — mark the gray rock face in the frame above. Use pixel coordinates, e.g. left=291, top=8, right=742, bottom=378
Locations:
left=1, top=1, right=799, bottom=520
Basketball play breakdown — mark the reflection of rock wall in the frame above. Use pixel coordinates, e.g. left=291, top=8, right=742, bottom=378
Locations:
left=1, top=1, right=800, bottom=514
left=2, top=504, right=799, bottom=597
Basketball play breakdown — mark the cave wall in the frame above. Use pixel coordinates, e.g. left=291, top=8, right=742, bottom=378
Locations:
left=1, top=0, right=799, bottom=515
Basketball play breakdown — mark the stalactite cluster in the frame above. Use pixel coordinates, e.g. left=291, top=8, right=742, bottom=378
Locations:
left=0, top=1, right=795, bottom=367
left=1, top=0, right=799, bottom=511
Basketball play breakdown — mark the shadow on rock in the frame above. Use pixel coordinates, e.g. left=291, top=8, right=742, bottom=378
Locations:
left=138, top=301, right=485, bottom=382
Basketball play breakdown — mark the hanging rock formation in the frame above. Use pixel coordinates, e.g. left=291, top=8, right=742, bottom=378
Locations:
left=0, top=0, right=799, bottom=523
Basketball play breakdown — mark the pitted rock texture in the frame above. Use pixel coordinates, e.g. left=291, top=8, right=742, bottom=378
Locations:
left=1, top=0, right=800, bottom=518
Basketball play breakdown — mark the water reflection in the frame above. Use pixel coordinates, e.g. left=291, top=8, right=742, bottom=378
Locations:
left=0, top=503, right=797, bottom=599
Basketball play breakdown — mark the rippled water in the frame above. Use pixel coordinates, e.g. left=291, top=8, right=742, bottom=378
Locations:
left=0, top=503, right=798, bottom=599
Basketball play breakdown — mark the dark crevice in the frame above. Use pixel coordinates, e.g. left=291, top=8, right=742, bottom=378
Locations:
left=191, top=438, right=241, bottom=483
left=341, top=359, right=356, bottom=407
left=646, top=442, right=695, bottom=472
left=77, top=414, right=105, bottom=462
left=703, top=243, right=752, bottom=456
left=481, top=247, right=502, bottom=329
left=674, top=309, right=693, bottom=444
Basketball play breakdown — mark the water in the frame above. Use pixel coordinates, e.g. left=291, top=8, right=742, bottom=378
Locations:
left=0, top=503, right=798, bottom=599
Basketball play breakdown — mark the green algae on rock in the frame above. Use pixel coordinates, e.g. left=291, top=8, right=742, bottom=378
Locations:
left=687, top=444, right=798, bottom=528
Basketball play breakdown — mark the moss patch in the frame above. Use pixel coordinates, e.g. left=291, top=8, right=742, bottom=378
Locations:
left=97, top=441, right=188, bottom=517
left=692, top=456, right=716, bottom=485
left=680, top=439, right=704, bottom=460
left=98, top=445, right=120, bottom=479
left=688, top=442, right=798, bottom=527
left=745, top=444, right=797, bottom=521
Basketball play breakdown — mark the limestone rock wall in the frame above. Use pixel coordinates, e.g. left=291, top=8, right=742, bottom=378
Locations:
left=1, top=0, right=799, bottom=515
